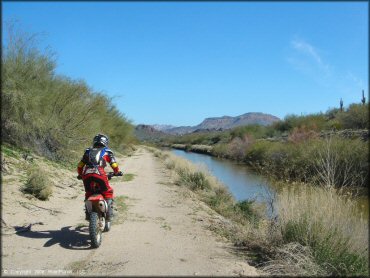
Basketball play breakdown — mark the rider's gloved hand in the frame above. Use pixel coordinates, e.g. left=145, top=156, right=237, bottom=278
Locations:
left=77, top=175, right=82, bottom=180
left=115, top=171, right=123, bottom=176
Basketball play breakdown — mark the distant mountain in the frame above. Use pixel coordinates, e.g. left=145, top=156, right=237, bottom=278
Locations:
left=191, top=128, right=224, bottom=133
left=135, top=112, right=280, bottom=139
left=151, top=124, right=176, bottom=131
left=165, top=126, right=195, bottom=135
left=199, top=112, right=280, bottom=129
left=162, top=112, right=280, bottom=135
left=134, top=124, right=169, bottom=141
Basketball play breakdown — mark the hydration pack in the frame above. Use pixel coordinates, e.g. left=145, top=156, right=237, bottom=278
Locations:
left=87, top=147, right=107, bottom=167
left=83, top=147, right=107, bottom=176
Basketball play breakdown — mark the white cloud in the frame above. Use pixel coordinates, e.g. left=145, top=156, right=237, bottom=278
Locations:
left=292, top=40, right=322, bottom=65
left=287, top=38, right=367, bottom=99
left=290, top=38, right=330, bottom=75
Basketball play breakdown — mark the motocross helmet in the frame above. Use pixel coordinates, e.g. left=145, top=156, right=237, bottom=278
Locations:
left=93, top=133, right=109, bottom=147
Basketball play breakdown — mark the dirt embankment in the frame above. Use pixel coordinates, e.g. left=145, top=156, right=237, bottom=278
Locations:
left=1, top=147, right=259, bottom=276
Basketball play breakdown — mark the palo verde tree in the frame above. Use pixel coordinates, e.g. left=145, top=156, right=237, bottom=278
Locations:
left=1, top=22, right=134, bottom=162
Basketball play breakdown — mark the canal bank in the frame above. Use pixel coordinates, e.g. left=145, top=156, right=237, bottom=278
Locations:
left=151, top=147, right=369, bottom=276
left=165, top=134, right=368, bottom=194
left=169, top=148, right=369, bottom=220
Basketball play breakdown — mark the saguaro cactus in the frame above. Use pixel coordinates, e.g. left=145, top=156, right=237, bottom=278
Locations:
left=340, top=98, right=343, bottom=112
left=361, top=90, right=366, bottom=105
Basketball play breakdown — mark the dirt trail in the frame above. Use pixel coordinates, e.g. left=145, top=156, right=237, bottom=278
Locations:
left=2, top=147, right=259, bottom=276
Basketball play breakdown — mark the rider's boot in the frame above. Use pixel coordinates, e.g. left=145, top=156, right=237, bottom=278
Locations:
left=106, top=199, right=114, bottom=221
left=84, top=201, right=90, bottom=220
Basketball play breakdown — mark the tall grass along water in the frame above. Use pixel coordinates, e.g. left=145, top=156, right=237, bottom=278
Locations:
left=171, top=149, right=368, bottom=219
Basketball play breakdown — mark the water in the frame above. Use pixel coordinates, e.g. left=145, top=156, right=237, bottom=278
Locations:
left=171, top=149, right=275, bottom=203
left=171, top=149, right=368, bottom=219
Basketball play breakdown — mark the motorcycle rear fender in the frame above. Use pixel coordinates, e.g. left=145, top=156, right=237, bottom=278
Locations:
left=87, top=194, right=105, bottom=201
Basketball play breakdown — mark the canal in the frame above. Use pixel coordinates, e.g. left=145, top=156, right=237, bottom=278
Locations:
left=171, top=149, right=368, bottom=219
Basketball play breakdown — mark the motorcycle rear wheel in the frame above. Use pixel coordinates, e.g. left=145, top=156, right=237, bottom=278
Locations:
left=89, top=212, right=102, bottom=248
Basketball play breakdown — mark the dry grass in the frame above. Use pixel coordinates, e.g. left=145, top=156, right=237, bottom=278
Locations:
left=275, top=185, right=368, bottom=275
left=22, top=165, right=53, bottom=200
left=259, top=242, right=327, bottom=276
left=165, top=152, right=229, bottom=197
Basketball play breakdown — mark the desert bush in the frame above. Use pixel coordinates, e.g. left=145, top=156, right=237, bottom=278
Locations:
left=244, top=140, right=271, bottom=167
left=336, top=103, right=369, bottom=129
left=22, top=165, right=53, bottom=200
left=224, top=135, right=254, bottom=161
left=205, top=186, right=234, bottom=215
left=177, top=168, right=210, bottom=191
left=287, top=126, right=319, bottom=144
left=244, top=137, right=368, bottom=187
left=230, top=125, right=268, bottom=139
left=273, top=113, right=327, bottom=133
left=311, top=136, right=368, bottom=187
left=234, top=200, right=261, bottom=225
left=326, top=107, right=341, bottom=120
left=2, top=22, right=134, bottom=162
left=269, top=104, right=368, bottom=133
left=166, top=131, right=230, bottom=146
left=212, top=143, right=229, bottom=158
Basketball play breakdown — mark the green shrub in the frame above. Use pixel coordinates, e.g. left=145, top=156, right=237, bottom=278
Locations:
left=2, top=23, right=134, bottom=163
left=234, top=200, right=260, bottom=225
left=177, top=169, right=210, bottom=191
left=336, top=103, right=369, bottom=129
left=273, top=113, right=328, bottom=133
left=2, top=144, right=22, bottom=159
left=212, top=143, right=229, bottom=158
left=22, top=166, right=53, bottom=200
left=244, top=140, right=271, bottom=166
left=205, top=187, right=234, bottom=217
left=243, top=137, right=368, bottom=187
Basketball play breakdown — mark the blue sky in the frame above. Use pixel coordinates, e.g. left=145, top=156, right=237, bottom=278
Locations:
left=2, top=2, right=368, bottom=126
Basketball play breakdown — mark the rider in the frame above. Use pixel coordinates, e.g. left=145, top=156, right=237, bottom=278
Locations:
left=77, top=133, right=122, bottom=221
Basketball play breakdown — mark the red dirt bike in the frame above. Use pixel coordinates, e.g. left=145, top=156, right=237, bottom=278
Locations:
left=78, top=172, right=122, bottom=248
